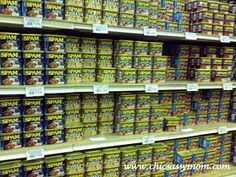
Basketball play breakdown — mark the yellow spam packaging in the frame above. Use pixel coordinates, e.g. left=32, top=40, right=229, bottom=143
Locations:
left=85, top=8, right=102, bottom=24
left=65, top=0, right=84, bottom=7
left=66, top=36, right=80, bottom=52
left=102, top=11, right=118, bottom=26
left=103, top=148, right=121, bottom=168
left=120, top=146, right=137, bottom=165
left=98, top=121, right=113, bottom=134
left=103, top=167, right=120, bottom=177
left=117, top=108, right=135, bottom=123
left=22, top=34, right=42, bottom=51
left=85, top=150, right=103, bottom=171
left=151, top=106, right=165, bottom=121
left=117, top=68, right=136, bottom=84
left=98, top=39, right=113, bottom=55
left=152, top=143, right=167, bottom=161
left=153, top=56, right=168, bottom=70
left=150, top=120, right=163, bottom=133
left=191, top=148, right=205, bottom=164
left=137, top=145, right=153, bottom=163
left=81, top=94, right=97, bottom=108
left=149, top=42, right=163, bottom=56
left=119, top=13, right=134, bottom=27
left=165, top=116, right=181, bottom=131
left=98, top=94, right=114, bottom=108
left=82, top=53, right=96, bottom=68
left=0, top=68, right=22, bottom=85
left=65, top=5, right=83, bottom=22
left=81, top=38, right=97, bottom=53
left=97, top=54, right=113, bottom=68
left=45, top=155, right=65, bottom=176
left=66, top=68, right=82, bottom=84
left=83, top=122, right=97, bottom=136
left=86, top=170, right=103, bottom=177
left=97, top=68, right=116, bottom=83
left=65, top=94, right=80, bottom=110
left=103, top=0, right=119, bottom=11
left=0, top=132, right=22, bottom=150
left=85, top=0, right=102, bottom=9
left=135, top=15, right=149, bottom=28
left=116, top=122, right=134, bottom=135
left=66, top=152, right=85, bottom=174
left=152, top=70, right=166, bottom=83
left=44, top=2, right=64, bottom=20
left=134, top=55, right=152, bottom=69
left=23, top=130, right=43, bottom=147
left=114, top=55, right=133, bottom=68
left=66, top=52, right=83, bottom=68
left=134, top=41, right=149, bottom=55
left=136, top=108, right=150, bottom=122
left=135, top=121, right=149, bottom=134
left=117, top=94, right=136, bottom=109
left=0, top=160, right=22, bottom=176
left=136, top=94, right=151, bottom=108
left=23, top=160, right=44, bottom=177
left=65, top=124, right=83, bottom=142
left=137, top=69, right=152, bottom=83
left=23, top=69, right=44, bottom=85
left=194, top=69, right=211, bottom=82
left=81, top=108, right=98, bottom=123
left=114, top=40, right=133, bottom=55
left=82, top=67, right=96, bottom=82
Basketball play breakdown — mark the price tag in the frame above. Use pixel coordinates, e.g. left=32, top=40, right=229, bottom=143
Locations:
left=223, top=83, right=233, bottom=90
left=187, top=84, right=198, bottom=91
left=218, top=126, right=228, bottom=134
left=185, top=32, right=197, bottom=40
left=26, top=149, right=44, bottom=160
left=25, top=87, right=44, bottom=97
left=181, top=128, right=194, bottom=132
left=24, top=17, right=42, bottom=28
left=93, top=24, right=108, bottom=34
left=145, top=84, right=159, bottom=93
left=144, top=27, right=157, bottom=36
left=220, top=35, right=230, bottom=43
left=90, top=137, right=106, bottom=142
left=93, top=85, right=109, bottom=94
left=142, top=136, right=155, bottom=144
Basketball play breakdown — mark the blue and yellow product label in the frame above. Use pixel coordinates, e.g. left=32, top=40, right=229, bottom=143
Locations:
left=0, top=69, right=20, bottom=76
left=24, top=70, right=43, bottom=76
left=47, top=70, right=64, bottom=76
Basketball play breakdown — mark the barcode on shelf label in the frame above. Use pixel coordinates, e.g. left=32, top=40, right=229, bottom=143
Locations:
left=220, top=35, right=230, bottom=43
left=142, top=136, right=155, bottom=144
left=94, top=85, right=109, bottom=94
left=145, top=84, right=159, bottom=93
left=24, top=17, right=42, bottom=28
left=143, top=27, right=157, bottom=36
left=26, top=149, right=44, bottom=160
left=218, top=126, right=228, bottom=134
left=93, top=24, right=108, bottom=34
left=223, top=83, right=233, bottom=90
left=25, top=87, right=44, bottom=97
left=187, top=84, right=198, bottom=91
left=185, top=32, right=197, bottom=40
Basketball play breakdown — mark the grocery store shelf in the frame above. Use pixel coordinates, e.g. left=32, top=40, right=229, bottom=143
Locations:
left=0, top=122, right=235, bottom=162
left=199, top=166, right=236, bottom=177
left=0, top=81, right=235, bottom=95
left=1, top=15, right=236, bottom=43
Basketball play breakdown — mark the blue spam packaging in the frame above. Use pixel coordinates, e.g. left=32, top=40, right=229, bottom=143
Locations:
left=23, top=160, right=44, bottom=177
left=44, top=34, right=66, bottom=52
left=44, top=2, right=65, bottom=20
left=45, top=52, right=65, bottom=68
left=0, top=0, right=21, bottom=16
left=22, top=34, right=42, bottom=51
left=23, top=130, right=44, bottom=147
left=22, top=98, right=43, bottom=116
left=0, top=161, right=22, bottom=177
left=0, top=98, right=21, bottom=117
left=0, top=116, right=21, bottom=133
left=23, top=69, right=44, bottom=85
left=45, top=113, right=64, bottom=129
left=0, top=32, right=21, bottom=50
left=45, top=155, right=66, bottom=176
left=45, top=128, right=65, bottom=144
left=22, top=51, right=44, bottom=68
left=22, top=0, right=43, bottom=18
left=45, top=69, right=65, bottom=85
left=0, top=132, right=22, bottom=150
left=0, top=68, right=22, bottom=85
left=45, top=96, right=64, bottom=114
left=0, top=50, right=21, bottom=68
left=22, top=115, right=44, bottom=131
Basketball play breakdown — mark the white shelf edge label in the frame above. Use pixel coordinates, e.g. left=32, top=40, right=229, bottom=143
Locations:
left=145, top=84, right=159, bottom=93
left=220, top=35, right=230, bottom=43
left=26, top=149, right=45, bottom=160
left=93, top=85, right=109, bottom=94
left=223, top=83, right=233, bottom=90
left=90, top=137, right=106, bottom=142
left=24, top=17, right=42, bottom=28
left=142, top=136, right=155, bottom=144
left=93, top=24, right=108, bottom=34
left=181, top=128, right=194, bottom=132
left=187, top=84, right=198, bottom=91
left=185, top=32, right=197, bottom=40
left=218, top=126, right=228, bottom=134
left=144, top=27, right=157, bottom=36
left=25, top=87, right=44, bottom=97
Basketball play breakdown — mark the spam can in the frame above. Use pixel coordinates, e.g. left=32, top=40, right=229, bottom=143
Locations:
left=22, top=115, right=44, bottom=131
left=0, top=68, right=22, bottom=85
left=0, top=98, right=21, bottom=117
left=45, top=113, right=64, bottom=129
left=66, top=36, right=80, bottom=52
left=44, top=2, right=64, bottom=20
left=0, top=50, right=21, bottom=68
left=119, top=13, right=134, bottom=27
left=45, top=0, right=64, bottom=3
left=45, top=128, right=65, bottom=144
left=84, top=8, right=102, bottom=24
left=23, top=130, right=44, bottom=147
left=66, top=68, right=82, bottom=84
left=98, top=39, right=113, bottom=55
left=22, top=98, right=43, bottom=115
left=45, top=52, right=65, bottom=68
left=65, top=0, right=83, bottom=6
left=45, top=69, right=65, bottom=85
left=45, top=96, right=64, bottom=114
left=0, top=116, right=21, bottom=133
left=0, top=132, right=22, bottom=150
left=44, top=156, right=65, bottom=176
left=66, top=52, right=83, bottom=68
left=102, top=11, right=118, bottom=26
left=44, top=34, right=66, bottom=52
left=23, top=69, right=44, bottom=85
left=65, top=125, right=83, bottom=142
left=82, top=67, right=96, bottom=82
left=103, top=0, right=119, bottom=11
left=22, top=34, right=42, bottom=51
left=22, top=51, right=44, bottom=68
left=0, top=0, right=21, bottom=16
left=83, top=122, right=97, bottom=136
left=65, top=5, right=83, bottom=22
left=0, top=32, right=20, bottom=50
left=22, top=0, right=43, bottom=18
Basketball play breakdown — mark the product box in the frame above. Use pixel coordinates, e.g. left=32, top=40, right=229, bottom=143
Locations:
left=45, top=129, right=65, bottom=145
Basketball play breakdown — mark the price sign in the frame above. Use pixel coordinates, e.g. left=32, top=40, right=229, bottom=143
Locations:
left=145, top=84, right=159, bottom=93
left=223, top=83, right=233, bottom=90
left=142, top=136, right=155, bottom=144
left=26, top=149, right=44, bottom=160
left=24, top=17, right=42, bottom=28
left=218, top=126, right=228, bottom=134
left=187, top=84, right=198, bottom=91
left=93, top=85, right=109, bottom=94
left=220, top=35, right=230, bottom=43
left=93, top=24, right=108, bottom=34
left=181, top=128, right=194, bottom=132
left=25, top=87, right=44, bottom=97
left=90, top=137, right=106, bottom=142
left=144, top=27, right=157, bottom=36
left=185, top=32, right=197, bottom=40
